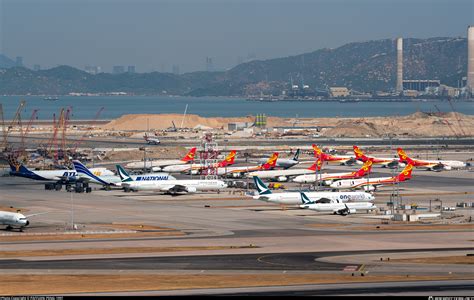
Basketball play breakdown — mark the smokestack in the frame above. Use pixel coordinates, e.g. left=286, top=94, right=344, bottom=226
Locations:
left=396, top=37, right=403, bottom=93
left=468, top=26, right=474, bottom=95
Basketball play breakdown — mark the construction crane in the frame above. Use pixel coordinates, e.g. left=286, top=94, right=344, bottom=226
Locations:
left=18, top=109, right=39, bottom=162
left=60, top=107, right=72, bottom=164
left=0, top=103, right=6, bottom=151
left=447, top=98, right=467, bottom=137
left=434, top=104, right=459, bottom=139
left=71, top=106, right=104, bottom=155
left=1, top=100, right=26, bottom=151
left=46, top=109, right=63, bottom=163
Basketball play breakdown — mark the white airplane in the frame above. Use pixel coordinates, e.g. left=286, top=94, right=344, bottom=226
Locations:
left=0, top=210, right=48, bottom=231
left=162, top=150, right=236, bottom=173
left=353, top=145, right=400, bottom=168
left=257, top=149, right=300, bottom=169
left=144, top=133, right=160, bottom=145
left=72, top=160, right=174, bottom=188
left=118, top=166, right=227, bottom=194
left=217, top=152, right=279, bottom=178
left=125, top=147, right=197, bottom=171
left=312, top=144, right=358, bottom=165
left=8, top=162, right=113, bottom=182
left=299, top=192, right=376, bottom=216
left=292, top=160, right=373, bottom=185
left=330, top=163, right=413, bottom=191
left=252, top=176, right=374, bottom=205
left=397, top=148, right=467, bottom=171
left=246, top=157, right=322, bottom=182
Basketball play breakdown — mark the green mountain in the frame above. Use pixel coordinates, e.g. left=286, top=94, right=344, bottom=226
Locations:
left=0, top=37, right=467, bottom=96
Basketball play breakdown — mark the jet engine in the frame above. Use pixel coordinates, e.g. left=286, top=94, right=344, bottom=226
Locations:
left=151, top=167, right=161, bottom=172
left=277, top=176, right=288, bottom=182
left=186, top=186, right=197, bottom=193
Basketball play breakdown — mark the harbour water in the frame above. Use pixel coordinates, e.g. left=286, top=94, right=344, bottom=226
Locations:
left=1, top=95, right=473, bottom=120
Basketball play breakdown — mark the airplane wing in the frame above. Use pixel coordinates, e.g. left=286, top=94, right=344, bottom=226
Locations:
left=25, top=212, right=51, bottom=218
left=160, top=184, right=189, bottom=193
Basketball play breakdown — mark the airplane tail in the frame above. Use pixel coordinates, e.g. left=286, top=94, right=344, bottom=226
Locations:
left=253, top=176, right=272, bottom=195
left=355, top=159, right=373, bottom=176
left=261, top=152, right=279, bottom=170
left=308, top=157, right=322, bottom=171
left=397, top=147, right=414, bottom=164
left=116, top=165, right=133, bottom=182
left=218, top=150, right=236, bottom=167
left=396, top=163, right=413, bottom=181
left=181, top=147, right=197, bottom=162
left=292, top=149, right=300, bottom=161
left=8, top=160, right=30, bottom=174
left=300, top=192, right=313, bottom=204
left=312, top=144, right=322, bottom=157
left=72, top=160, right=109, bottom=185
left=353, top=145, right=369, bottom=161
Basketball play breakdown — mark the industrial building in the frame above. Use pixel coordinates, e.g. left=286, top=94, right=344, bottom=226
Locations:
left=403, top=80, right=440, bottom=91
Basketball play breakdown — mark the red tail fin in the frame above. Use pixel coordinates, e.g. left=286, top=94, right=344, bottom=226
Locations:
left=396, top=163, right=413, bottom=181
left=353, top=145, right=368, bottom=161
left=261, top=152, right=279, bottom=170
left=308, top=157, right=323, bottom=171
left=312, top=144, right=322, bottom=157
left=355, top=159, right=372, bottom=176
left=218, top=150, right=236, bottom=167
left=181, top=147, right=197, bottom=162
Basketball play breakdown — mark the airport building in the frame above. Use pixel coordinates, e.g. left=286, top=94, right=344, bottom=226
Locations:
left=402, top=80, right=440, bottom=91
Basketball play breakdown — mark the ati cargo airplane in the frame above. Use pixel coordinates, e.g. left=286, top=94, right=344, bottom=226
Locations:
left=330, top=163, right=413, bottom=191
left=397, top=148, right=467, bottom=172
left=292, top=160, right=373, bottom=185
left=125, top=147, right=197, bottom=171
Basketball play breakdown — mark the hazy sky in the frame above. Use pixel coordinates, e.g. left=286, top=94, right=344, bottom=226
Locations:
left=1, top=0, right=472, bottom=73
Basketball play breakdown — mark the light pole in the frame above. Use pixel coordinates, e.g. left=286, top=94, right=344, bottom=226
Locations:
left=70, top=191, right=75, bottom=230
left=139, top=147, right=146, bottom=174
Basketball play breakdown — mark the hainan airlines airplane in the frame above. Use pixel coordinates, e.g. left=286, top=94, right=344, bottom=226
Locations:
left=218, top=152, right=279, bottom=178
left=125, top=147, right=197, bottom=171
left=162, top=150, right=237, bottom=173
left=299, top=192, right=376, bottom=215
left=257, top=149, right=300, bottom=169
left=397, top=148, right=467, bottom=172
left=246, top=157, right=322, bottom=182
left=118, top=166, right=227, bottom=194
left=330, top=163, right=413, bottom=191
left=252, top=176, right=374, bottom=205
left=353, top=145, right=399, bottom=168
left=312, top=144, right=358, bottom=165
left=0, top=210, right=49, bottom=231
left=293, top=160, right=373, bottom=185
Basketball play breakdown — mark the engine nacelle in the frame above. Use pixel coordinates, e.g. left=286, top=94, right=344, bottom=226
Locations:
left=444, top=165, right=452, bottom=171
left=151, top=167, right=161, bottom=172
left=190, top=169, right=200, bottom=175
left=348, top=208, right=356, bottom=214
left=231, top=172, right=242, bottom=178
left=186, top=186, right=197, bottom=193
left=277, top=176, right=288, bottom=182
left=363, top=185, right=375, bottom=192
left=323, top=180, right=333, bottom=186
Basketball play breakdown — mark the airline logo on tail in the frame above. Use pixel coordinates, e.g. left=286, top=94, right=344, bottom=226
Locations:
left=397, top=148, right=409, bottom=161
left=308, top=157, right=323, bottom=171
left=219, top=150, right=236, bottom=167
left=397, top=164, right=413, bottom=181
left=293, top=149, right=300, bottom=161
left=312, top=144, right=322, bottom=157
left=353, top=145, right=367, bottom=161
left=253, top=176, right=271, bottom=195
left=300, top=192, right=313, bottom=205
left=356, top=160, right=373, bottom=176
left=181, top=147, right=197, bottom=162
left=72, top=160, right=109, bottom=185
left=261, top=152, right=279, bottom=170
left=116, top=165, right=133, bottom=182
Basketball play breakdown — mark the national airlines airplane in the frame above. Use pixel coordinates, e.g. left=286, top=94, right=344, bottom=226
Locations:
left=252, top=176, right=374, bottom=205
left=330, top=163, right=413, bottom=191
left=397, top=148, right=467, bottom=171
left=299, top=192, right=376, bottom=216
left=125, top=147, right=197, bottom=171
left=353, top=145, right=400, bottom=168
left=292, top=160, right=373, bottom=185
left=312, top=144, right=358, bottom=165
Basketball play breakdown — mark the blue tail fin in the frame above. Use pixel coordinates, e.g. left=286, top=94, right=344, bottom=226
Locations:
left=8, top=161, right=31, bottom=175
left=252, top=176, right=271, bottom=195
left=72, top=160, right=109, bottom=185
left=293, top=149, right=300, bottom=161
left=116, top=165, right=133, bottom=182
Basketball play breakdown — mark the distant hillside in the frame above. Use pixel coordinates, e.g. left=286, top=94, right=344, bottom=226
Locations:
left=0, top=54, right=16, bottom=69
left=0, top=37, right=467, bottom=96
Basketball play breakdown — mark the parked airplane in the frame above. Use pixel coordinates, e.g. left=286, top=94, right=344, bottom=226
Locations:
left=353, top=145, right=399, bottom=168
left=72, top=160, right=174, bottom=188
left=299, top=192, right=376, bottom=216
left=293, top=160, right=373, bottom=184
left=218, top=152, right=279, bottom=178
left=312, top=144, right=358, bottom=165
left=330, top=163, right=413, bottom=191
left=8, top=161, right=112, bottom=182
left=118, top=166, right=227, bottom=194
left=246, top=157, right=322, bottom=182
left=0, top=210, right=48, bottom=231
left=125, top=147, right=197, bottom=171
left=257, top=149, right=300, bottom=169
left=252, top=176, right=374, bottom=205
left=162, top=150, right=237, bottom=173
left=397, top=148, right=467, bottom=171
left=144, top=133, right=160, bottom=145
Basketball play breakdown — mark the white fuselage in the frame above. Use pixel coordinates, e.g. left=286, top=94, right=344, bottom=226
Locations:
left=79, top=172, right=174, bottom=186
left=125, top=160, right=188, bottom=170
left=0, top=211, right=29, bottom=228
left=254, top=191, right=374, bottom=205
left=293, top=171, right=357, bottom=184
left=13, top=167, right=112, bottom=181
left=424, top=160, right=466, bottom=169
left=300, top=200, right=376, bottom=213
left=258, top=158, right=298, bottom=169
left=330, top=176, right=394, bottom=189
left=162, top=163, right=204, bottom=173
left=247, top=168, right=315, bottom=180
left=122, top=179, right=227, bottom=192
